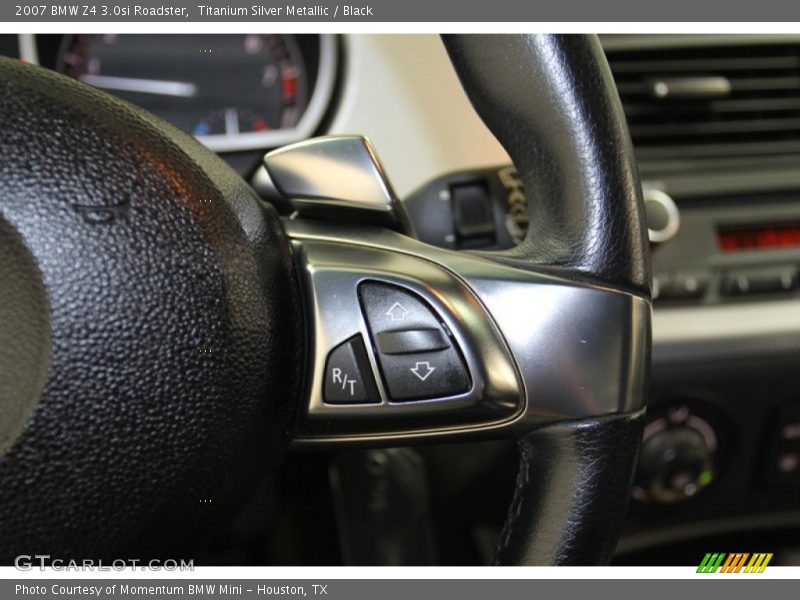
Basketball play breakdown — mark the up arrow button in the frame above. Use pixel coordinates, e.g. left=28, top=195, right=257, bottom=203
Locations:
left=360, top=282, right=441, bottom=332
left=385, top=302, right=410, bottom=321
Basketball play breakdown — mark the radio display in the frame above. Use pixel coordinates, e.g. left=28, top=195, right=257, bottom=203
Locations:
left=718, top=223, right=800, bottom=252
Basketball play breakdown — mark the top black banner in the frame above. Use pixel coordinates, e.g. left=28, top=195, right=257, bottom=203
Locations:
left=5, top=0, right=800, bottom=22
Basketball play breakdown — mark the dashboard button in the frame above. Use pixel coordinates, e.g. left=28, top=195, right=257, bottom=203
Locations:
left=324, top=336, right=380, bottom=404
left=451, top=181, right=496, bottom=248
left=656, top=270, right=707, bottom=301
left=651, top=273, right=671, bottom=301
left=670, top=271, right=707, bottom=299
left=721, top=266, right=798, bottom=296
left=765, top=406, right=800, bottom=490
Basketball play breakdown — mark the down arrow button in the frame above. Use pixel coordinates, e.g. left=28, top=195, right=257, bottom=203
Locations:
left=411, top=361, right=436, bottom=381
left=381, top=347, right=470, bottom=401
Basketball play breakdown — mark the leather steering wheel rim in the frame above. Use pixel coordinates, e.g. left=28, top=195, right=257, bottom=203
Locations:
left=0, top=34, right=649, bottom=565
left=444, top=34, right=650, bottom=565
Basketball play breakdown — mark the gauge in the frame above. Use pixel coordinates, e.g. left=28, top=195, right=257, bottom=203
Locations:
left=57, top=34, right=337, bottom=152
left=193, top=108, right=273, bottom=136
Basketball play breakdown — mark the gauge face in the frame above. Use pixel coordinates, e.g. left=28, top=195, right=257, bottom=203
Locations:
left=58, top=34, right=310, bottom=147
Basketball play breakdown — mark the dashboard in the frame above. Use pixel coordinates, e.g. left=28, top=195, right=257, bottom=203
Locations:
left=3, top=33, right=800, bottom=565
left=11, top=34, right=511, bottom=196
left=16, top=33, right=338, bottom=152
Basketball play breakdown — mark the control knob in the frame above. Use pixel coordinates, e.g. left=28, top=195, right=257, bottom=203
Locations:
left=633, top=406, right=717, bottom=503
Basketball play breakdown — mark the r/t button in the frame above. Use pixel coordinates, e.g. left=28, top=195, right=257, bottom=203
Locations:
left=324, top=336, right=380, bottom=404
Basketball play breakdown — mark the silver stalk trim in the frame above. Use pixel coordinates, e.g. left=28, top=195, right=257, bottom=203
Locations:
left=287, top=220, right=650, bottom=445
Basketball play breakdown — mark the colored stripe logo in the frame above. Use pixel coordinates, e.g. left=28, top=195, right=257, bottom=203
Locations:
left=697, top=553, right=773, bottom=573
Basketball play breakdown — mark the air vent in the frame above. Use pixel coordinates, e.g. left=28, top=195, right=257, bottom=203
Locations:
left=605, top=43, right=800, bottom=166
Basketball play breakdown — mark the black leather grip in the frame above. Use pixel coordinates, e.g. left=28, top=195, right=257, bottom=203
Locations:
left=443, top=35, right=650, bottom=296
left=494, top=412, right=644, bottom=565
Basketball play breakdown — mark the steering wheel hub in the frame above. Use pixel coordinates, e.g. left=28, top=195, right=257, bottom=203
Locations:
left=0, top=57, right=302, bottom=561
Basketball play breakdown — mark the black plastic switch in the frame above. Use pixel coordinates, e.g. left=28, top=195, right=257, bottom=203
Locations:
left=451, top=181, right=496, bottom=248
left=669, top=271, right=707, bottom=300
left=764, top=406, right=800, bottom=490
left=651, top=273, right=671, bottom=301
left=654, top=270, right=707, bottom=301
left=324, top=336, right=380, bottom=404
left=360, top=283, right=471, bottom=402
left=721, top=266, right=798, bottom=296
left=375, top=329, right=449, bottom=354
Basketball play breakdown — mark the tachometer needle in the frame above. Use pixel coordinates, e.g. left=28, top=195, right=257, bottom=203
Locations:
left=224, top=108, right=240, bottom=135
left=79, top=74, right=198, bottom=98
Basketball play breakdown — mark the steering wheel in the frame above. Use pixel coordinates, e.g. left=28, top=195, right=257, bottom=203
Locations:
left=0, top=34, right=650, bottom=565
